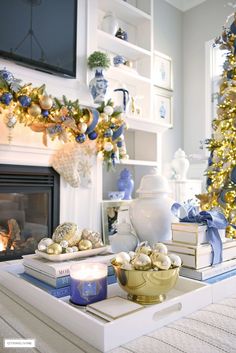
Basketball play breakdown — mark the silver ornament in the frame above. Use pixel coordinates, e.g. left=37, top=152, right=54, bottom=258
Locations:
left=133, top=253, right=152, bottom=271
left=168, top=253, right=182, bottom=267
left=153, top=243, right=168, bottom=254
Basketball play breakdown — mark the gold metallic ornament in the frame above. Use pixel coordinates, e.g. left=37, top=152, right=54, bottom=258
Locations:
left=52, top=222, right=82, bottom=246
left=47, top=243, right=62, bottom=255
left=225, top=190, right=236, bottom=204
left=28, top=103, right=41, bottom=117
left=39, top=95, right=53, bottom=110
left=78, top=239, right=92, bottom=250
left=133, top=253, right=152, bottom=270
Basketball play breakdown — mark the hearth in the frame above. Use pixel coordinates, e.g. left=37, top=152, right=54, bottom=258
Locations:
left=0, top=164, right=60, bottom=261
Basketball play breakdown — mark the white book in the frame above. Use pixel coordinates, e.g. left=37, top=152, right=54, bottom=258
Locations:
left=180, top=258, right=236, bottom=280
left=86, top=296, right=143, bottom=321
left=22, top=253, right=115, bottom=277
left=164, top=239, right=236, bottom=269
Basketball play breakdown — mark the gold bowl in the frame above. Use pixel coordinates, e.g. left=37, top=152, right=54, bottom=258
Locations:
left=112, top=265, right=180, bottom=305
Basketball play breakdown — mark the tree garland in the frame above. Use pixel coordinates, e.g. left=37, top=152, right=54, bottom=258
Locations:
left=0, top=69, right=128, bottom=169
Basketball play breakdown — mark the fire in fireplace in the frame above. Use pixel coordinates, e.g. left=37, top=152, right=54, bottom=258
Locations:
left=0, top=164, right=60, bottom=261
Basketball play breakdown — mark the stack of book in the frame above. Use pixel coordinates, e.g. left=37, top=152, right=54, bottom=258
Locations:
left=21, top=254, right=116, bottom=298
left=164, top=222, right=236, bottom=281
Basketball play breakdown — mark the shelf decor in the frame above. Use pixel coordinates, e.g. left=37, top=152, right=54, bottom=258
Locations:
left=153, top=51, right=173, bottom=90
left=153, top=87, right=173, bottom=127
left=0, top=69, right=128, bottom=171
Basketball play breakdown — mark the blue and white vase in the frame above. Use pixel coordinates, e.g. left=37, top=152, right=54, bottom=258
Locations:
left=117, top=168, right=134, bottom=200
left=89, top=67, right=108, bottom=104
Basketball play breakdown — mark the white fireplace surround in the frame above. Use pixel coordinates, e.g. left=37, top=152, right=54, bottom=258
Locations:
left=0, top=142, right=102, bottom=235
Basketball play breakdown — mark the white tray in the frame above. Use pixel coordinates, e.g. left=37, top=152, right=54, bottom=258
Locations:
left=0, top=264, right=212, bottom=352
left=35, top=246, right=110, bottom=261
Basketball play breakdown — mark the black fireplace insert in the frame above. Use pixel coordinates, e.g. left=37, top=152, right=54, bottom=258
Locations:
left=0, top=164, right=60, bottom=261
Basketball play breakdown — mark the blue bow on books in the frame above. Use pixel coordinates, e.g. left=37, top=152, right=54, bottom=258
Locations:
left=171, top=202, right=228, bottom=265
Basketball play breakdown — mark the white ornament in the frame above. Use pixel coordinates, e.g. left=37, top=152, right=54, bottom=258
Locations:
left=72, top=246, right=79, bottom=252
left=38, top=237, right=54, bottom=251
left=104, top=141, right=113, bottom=152
left=66, top=247, right=74, bottom=253
left=104, top=105, right=114, bottom=116
left=153, top=243, right=168, bottom=254
left=169, top=253, right=182, bottom=267
left=115, top=252, right=130, bottom=264
left=79, top=122, right=88, bottom=133
left=60, top=240, right=69, bottom=248
left=101, top=113, right=109, bottom=122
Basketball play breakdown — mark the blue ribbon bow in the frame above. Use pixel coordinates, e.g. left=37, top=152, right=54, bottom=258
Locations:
left=171, top=202, right=228, bottom=265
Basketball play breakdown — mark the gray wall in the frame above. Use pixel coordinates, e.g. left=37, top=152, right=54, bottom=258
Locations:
left=154, top=0, right=183, bottom=169
left=183, top=0, right=231, bottom=157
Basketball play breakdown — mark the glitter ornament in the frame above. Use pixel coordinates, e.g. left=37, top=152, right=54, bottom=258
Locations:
left=18, top=95, right=31, bottom=107
left=76, top=133, right=86, bottom=143
left=1, top=92, right=13, bottom=105
left=104, top=141, right=113, bottom=151
left=52, top=222, right=82, bottom=246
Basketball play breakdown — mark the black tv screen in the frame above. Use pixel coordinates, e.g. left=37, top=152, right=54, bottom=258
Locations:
left=0, top=0, right=77, bottom=78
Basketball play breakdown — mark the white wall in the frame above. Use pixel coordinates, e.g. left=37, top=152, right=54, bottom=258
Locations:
left=153, top=0, right=183, bottom=168
left=183, top=0, right=231, bottom=157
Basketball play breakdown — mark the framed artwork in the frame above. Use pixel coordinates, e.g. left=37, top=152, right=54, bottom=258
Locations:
left=153, top=51, right=173, bottom=90
left=153, top=87, right=173, bottom=127
left=101, top=200, right=132, bottom=245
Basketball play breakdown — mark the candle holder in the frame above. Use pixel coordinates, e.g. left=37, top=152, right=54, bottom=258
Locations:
left=70, top=263, right=107, bottom=306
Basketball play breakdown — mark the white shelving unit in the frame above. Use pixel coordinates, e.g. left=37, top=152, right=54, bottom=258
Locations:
left=87, top=0, right=171, bottom=204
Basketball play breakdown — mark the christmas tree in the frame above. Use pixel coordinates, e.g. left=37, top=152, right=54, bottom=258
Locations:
left=198, top=13, right=236, bottom=237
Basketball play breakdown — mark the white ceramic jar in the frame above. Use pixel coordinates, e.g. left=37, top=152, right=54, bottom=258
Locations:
left=129, top=174, right=175, bottom=245
left=101, top=12, right=119, bottom=36
left=171, top=148, right=190, bottom=180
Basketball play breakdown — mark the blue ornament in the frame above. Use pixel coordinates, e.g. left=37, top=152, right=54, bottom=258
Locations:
left=76, top=133, right=86, bottom=143
left=42, top=110, right=49, bottom=117
left=110, top=123, right=116, bottom=129
left=231, top=166, right=236, bottom=183
left=104, top=128, right=113, bottom=138
left=227, top=70, right=234, bottom=79
left=117, top=140, right=123, bottom=148
left=0, top=69, right=14, bottom=84
left=1, top=92, right=13, bottom=105
left=206, top=177, right=212, bottom=186
left=230, top=21, right=236, bottom=35
left=218, top=190, right=227, bottom=206
left=88, top=131, right=98, bottom=140
left=18, top=95, right=31, bottom=107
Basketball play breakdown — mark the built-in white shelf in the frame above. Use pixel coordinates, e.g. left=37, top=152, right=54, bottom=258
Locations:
left=120, top=159, right=158, bottom=167
left=98, top=0, right=151, bottom=26
left=107, top=66, right=151, bottom=85
left=125, top=115, right=169, bottom=133
left=97, top=30, right=151, bottom=60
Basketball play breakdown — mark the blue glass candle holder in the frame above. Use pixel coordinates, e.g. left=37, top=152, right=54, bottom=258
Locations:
left=70, top=263, right=107, bottom=306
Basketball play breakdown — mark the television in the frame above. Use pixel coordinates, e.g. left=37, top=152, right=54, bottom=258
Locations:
left=0, top=0, right=77, bottom=78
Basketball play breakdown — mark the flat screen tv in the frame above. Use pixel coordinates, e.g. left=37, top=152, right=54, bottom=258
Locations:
left=0, top=0, right=77, bottom=78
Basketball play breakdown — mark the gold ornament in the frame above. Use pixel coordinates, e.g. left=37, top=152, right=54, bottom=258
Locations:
left=52, top=222, right=82, bottom=246
left=133, top=253, right=152, bottom=270
left=225, top=190, right=236, bottom=204
left=39, top=95, right=53, bottom=110
left=28, top=103, right=41, bottom=117
left=78, top=239, right=92, bottom=250
left=47, top=243, right=62, bottom=255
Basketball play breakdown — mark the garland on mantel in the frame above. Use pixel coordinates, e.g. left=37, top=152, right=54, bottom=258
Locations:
left=0, top=69, right=128, bottom=169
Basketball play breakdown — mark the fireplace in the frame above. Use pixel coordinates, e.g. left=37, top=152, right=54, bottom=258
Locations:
left=0, top=164, right=60, bottom=261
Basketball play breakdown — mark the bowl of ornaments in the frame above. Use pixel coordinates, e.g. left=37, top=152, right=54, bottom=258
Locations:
left=111, top=242, right=182, bottom=304
left=36, top=222, right=108, bottom=261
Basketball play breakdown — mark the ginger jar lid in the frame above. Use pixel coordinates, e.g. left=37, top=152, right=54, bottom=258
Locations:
left=137, top=174, right=171, bottom=195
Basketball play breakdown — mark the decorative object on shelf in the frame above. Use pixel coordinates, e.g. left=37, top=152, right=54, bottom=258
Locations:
left=130, top=95, right=143, bottom=117
left=70, top=262, right=107, bottom=305
left=101, top=11, right=119, bottom=36
left=111, top=243, right=181, bottom=304
left=153, top=51, right=173, bottom=90
left=113, top=55, right=126, bottom=67
left=129, top=173, right=175, bottom=245
left=52, top=222, right=82, bottom=247
left=87, top=51, right=111, bottom=103
left=109, top=221, right=138, bottom=253
left=153, top=87, right=173, bottom=127
left=0, top=69, right=127, bottom=171
left=108, top=191, right=125, bottom=200
left=115, top=27, right=128, bottom=41
left=117, top=168, right=134, bottom=200
left=197, top=13, right=236, bottom=238
left=171, top=148, right=190, bottom=180
left=113, top=88, right=130, bottom=113
left=171, top=201, right=228, bottom=265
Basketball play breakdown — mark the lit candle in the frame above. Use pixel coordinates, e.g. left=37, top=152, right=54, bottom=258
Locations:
left=70, top=263, right=107, bottom=305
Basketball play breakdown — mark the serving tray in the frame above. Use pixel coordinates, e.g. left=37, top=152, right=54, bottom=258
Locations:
left=0, top=263, right=212, bottom=352
left=35, top=246, right=110, bottom=261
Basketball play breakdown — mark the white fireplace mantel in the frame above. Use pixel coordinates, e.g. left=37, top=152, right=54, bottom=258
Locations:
left=0, top=142, right=102, bottom=234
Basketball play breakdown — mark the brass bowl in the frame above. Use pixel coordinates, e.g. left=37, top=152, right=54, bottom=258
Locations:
left=112, top=265, right=180, bottom=305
